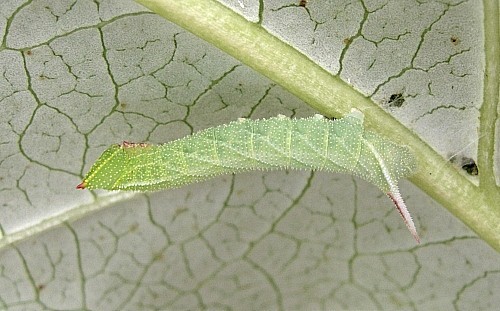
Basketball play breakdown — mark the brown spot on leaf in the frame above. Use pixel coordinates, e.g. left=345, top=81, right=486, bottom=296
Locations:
left=450, top=36, right=460, bottom=45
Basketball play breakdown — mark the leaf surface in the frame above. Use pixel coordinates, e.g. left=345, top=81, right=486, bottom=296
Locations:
left=0, top=0, right=498, bottom=309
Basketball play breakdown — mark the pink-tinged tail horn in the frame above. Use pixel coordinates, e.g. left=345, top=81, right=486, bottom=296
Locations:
left=76, top=182, right=87, bottom=190
left=388, top=190, right=420, bottom=244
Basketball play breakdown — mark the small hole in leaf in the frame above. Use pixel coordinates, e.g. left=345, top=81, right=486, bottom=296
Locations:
left=461, top=159, right=478, bottom=176
left=450, top=156, right=479, bottom=176
left=388, top=93, right=405, bottom=107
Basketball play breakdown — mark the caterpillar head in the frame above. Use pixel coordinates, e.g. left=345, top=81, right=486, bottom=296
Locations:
left=77, top=143, right=150, bottom=190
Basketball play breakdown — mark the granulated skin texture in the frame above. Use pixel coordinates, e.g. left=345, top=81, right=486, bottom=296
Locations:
left=77, top=110, right=420, bottom=242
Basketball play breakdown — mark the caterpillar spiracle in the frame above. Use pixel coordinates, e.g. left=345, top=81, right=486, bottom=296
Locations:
left=77, top=109, right=420, bottom=243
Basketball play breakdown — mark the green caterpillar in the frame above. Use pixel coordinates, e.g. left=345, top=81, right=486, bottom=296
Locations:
left=77, top=110, right=420, bottom=243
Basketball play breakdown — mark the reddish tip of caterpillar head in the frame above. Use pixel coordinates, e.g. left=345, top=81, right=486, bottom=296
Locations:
left=121, top=141, right=149, bottom=148
left=76, top=182, right=87, bottom=189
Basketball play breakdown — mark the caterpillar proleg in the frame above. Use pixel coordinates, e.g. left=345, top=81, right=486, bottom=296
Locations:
left=77, top=109, right=419, bottom=242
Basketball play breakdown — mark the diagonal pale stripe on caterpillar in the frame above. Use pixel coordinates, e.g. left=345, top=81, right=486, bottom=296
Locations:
left=77, top=109, right=419, bottom=243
